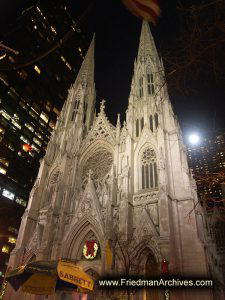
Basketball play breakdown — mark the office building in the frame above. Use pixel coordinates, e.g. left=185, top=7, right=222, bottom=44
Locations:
left=0, top=0, right=91, bottom=286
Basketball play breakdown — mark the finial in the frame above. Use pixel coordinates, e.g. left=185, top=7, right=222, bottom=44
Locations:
left=116, top=113, right=121, bottom=127
left=87, top=169, right=93, bottom=182
left=100, top=99, right=106, bottom=113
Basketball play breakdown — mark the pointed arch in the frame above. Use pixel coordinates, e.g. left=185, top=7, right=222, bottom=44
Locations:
left=139, top=147, right=158, bottom=191
left=71, top=84, right=83, bottom=122
left=136, top=119, right=139, bottom=137
left=141, top=117, right=144, bottom=131
left=146, top=65, right=155, bottom=95
left=62, top=216, right=104, bottom=260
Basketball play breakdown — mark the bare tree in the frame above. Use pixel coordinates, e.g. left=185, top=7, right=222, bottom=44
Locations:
left=161, top=0, right=225, bottom=94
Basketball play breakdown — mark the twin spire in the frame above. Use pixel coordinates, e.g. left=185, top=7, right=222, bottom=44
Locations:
left=137, top=21, right=159, bottom=62
left=57, top=21, right=159, bottom=132
left=77, top=21, right=158, bottom=91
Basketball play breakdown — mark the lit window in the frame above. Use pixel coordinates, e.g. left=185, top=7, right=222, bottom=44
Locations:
left=45, top=104, right=51, bottom=112
left=19, top=101, right=29, bottom=110
left=33, top=137, right=42, bottom=147
left=8, top=90, right=18, bottom=101
left=53, top=107, right=60, bottom=116
left=2, top=189, right=15, bottom=200
left=0, top=158, right=9, bottom=166
left=8, top=144, right=14, bottom=151
left=0, top=110, right=11, bottom=120
left=78, top=47, right=82, bottom=53
left=39, top=120, right=46, bottom=128
left=0, top=75, right=9, bottom=86
left=40, top=112, right=49, bottom=123
left=17, top=70, right=28, bottom=80
left=8, top=237, right=16, bottom=244
left=35, top=132, right=43, bottom=140
left=20, top=135, right=30, bottom=144
left=25, top=123, right=34, bottom=132
left=51, top=26, right=57, bottom=34
left=66, top=62, right=72, bottom=70
left=0, top=271, right=3, bottom=277
left=8, top=56, right=15, bottom=63
left=11, top=120, right=21, bottom=130
left=31, top=144, right=40, bottom=153
left=2, top=246, right=9, bottom=254
left=16, top=197, right=27, bottom=207
left=61, top=56, right=66, bottom=63
left=0, top=167, right=6, bottom=175
left=34, top=25, right=37, bottom=30
left=49, top=120, right=55, bottom=130
left=34, top=65, right=41, bottom=75
left=0, top=127, right=5, bottom=134
left=29, top=151, right=35, bottom=157
left=29, top=110, right=38, bottom=120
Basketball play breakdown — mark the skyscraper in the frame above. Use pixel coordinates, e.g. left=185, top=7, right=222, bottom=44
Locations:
left=0, top=0, right=91, bottom=287
left=5, top=21, right=215, bottom=300
left=187, top=131, right=225, bottom=297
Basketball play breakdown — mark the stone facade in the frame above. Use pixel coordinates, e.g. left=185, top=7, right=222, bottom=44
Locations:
left=5, top=22, right=215, bottom=300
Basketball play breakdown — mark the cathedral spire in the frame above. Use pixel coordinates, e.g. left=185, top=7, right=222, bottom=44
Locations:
left=73, top=33, right=95, bottom=90
left=137, top=21, right=159, bottom=62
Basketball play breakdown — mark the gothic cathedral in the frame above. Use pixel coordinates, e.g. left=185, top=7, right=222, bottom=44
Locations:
left=6, top=22, right=213, bottom=300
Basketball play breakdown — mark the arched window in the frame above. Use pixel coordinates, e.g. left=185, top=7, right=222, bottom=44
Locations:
left=149, top=115, right=153, bottom=132
left=147, top=73, right=154, bottom=95
left=136, top=119, right=139, bottom=137
left=155, top=113, right=158, bottom=129
left=141, top=148, right=158, bottom=190
left=141, top=117, right=144, bottom=131
left=139, top=76, right=143, bottom=98
left=71, top=99, right=80, bottom=121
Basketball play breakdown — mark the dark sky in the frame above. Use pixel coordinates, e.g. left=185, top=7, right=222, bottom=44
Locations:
left=1, top=0, right=225, bottom=141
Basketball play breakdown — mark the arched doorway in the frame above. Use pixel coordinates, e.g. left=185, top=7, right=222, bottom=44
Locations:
left=145, top=253, right=160, bottom=300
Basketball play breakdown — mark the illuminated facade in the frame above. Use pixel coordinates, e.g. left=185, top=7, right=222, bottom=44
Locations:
left=0, top=1, right=90, bottom=287
left=5, top=21, right=216, bottom=300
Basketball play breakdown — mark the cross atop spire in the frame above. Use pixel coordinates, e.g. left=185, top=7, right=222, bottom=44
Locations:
left=137, top=21, right=159, bottom=62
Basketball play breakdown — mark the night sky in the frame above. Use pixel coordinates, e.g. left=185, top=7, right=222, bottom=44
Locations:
left=1, top=0, right=225, bottom=142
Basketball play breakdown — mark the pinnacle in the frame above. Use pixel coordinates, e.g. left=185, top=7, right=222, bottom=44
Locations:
left=137, top=20, right=159, bottom=61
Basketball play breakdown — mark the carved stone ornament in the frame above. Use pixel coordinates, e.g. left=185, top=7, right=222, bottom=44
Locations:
left=141, top=148, right=156, bottom=165
left=81, top=148, right=113, bottom=186
left=49, top=168, right=61, bottom=186
left=81, top=111, right=116, bottom=151
left=133, top=191, right=158, bottom=205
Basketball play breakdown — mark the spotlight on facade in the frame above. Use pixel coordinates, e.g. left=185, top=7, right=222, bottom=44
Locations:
left=189, top=133, right=200, bottom=145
